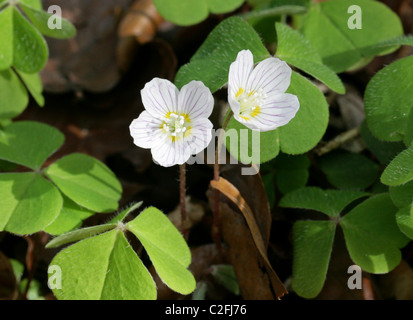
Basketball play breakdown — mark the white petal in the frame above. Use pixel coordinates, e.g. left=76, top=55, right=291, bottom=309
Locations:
left=183, top=118, right=213, bottom=155
left=228, top=94, right=240, bottom=117
left=228, top=50, right=254, bottom=99
left=178, top=81, right=214, bottom=120
left=129, top=111, right=164, bottom=148
left=151, top=136, right=191, bottom=167
left=247, top=57, right=292, bottom=95
left=141, top=78, right=179, bottom=118
left=150, top=137, right=175, bottom=167
left=246, top=93, right=300, bottom=132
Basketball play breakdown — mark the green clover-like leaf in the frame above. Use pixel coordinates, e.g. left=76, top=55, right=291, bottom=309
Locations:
left=299, top=0, right=403, bottom=72
left=126, top=207, right=196, bottom=295
left=0, top=121, right=64, bottom=170
left=0, top=172, right=62, bottom=235
left=292, top=220, right=336, bottom=299
left=153, top=0, right=244, bottom=26
left=49, top=229, right=157, bottom=300
left=364, top=56, right=413, bottom=143
left=275, top=22, right=345, bottom=94
left=45, top=153, right=122, bottom=213
left=341, top=194, right=409, bottom=273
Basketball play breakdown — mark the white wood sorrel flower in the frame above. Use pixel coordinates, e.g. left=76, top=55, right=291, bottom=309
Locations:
left=228, top=50, right=300, bottom=132
left=129, top=78, right=214, bottom=167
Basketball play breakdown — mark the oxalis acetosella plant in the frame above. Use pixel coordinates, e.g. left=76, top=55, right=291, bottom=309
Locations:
left=42, top=48, right=298, bottom=301
left=129, top=49, right=299, bottom=243
left=2, top=0, right=412, bottom=302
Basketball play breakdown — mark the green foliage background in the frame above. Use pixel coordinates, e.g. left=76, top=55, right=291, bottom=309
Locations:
left=1, top=0, right=413, bottom=300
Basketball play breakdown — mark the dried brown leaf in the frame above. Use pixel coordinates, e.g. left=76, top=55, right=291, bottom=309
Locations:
left=118, top=0, right=163, bottom=43
left=210, top=177, right=287, bottom=299
left=41, top=0, right=134, bottom=93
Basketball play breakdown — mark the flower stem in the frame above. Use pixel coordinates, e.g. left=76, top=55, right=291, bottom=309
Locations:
left=315, top=126, right=361, bottom=156
left=213, top=110, right=233, bottom=248
left=179, top=163, right=187, bottom=238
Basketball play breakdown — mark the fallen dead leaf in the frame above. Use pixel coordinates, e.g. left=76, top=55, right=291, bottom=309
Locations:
left=210, top=176, right=287, bottom=299
left=220, top=165, right=272, bottom=246
left=207, top=195, right=276, bottom=300
left=40, top=0, right=134, bottom=93
left=117, top=0, right=164, bottom=73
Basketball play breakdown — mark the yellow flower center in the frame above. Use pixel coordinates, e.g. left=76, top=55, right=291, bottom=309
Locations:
left=162, top=112, right=191, bottom=141
left=235, top=88, right=264, bottom=121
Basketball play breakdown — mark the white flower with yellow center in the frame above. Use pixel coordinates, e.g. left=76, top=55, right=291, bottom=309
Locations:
left=130, top=78, right=214, bottom=167
left=228, top=50, right=300, bottom=132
